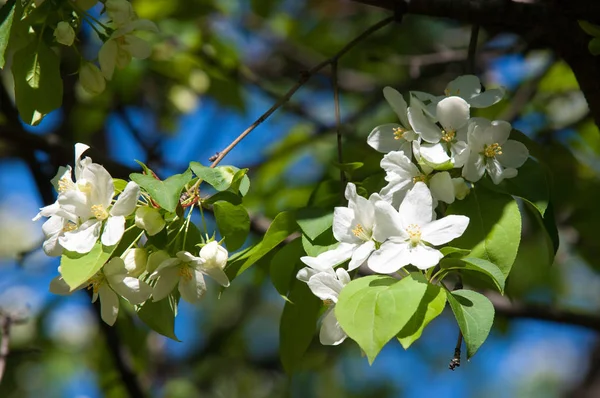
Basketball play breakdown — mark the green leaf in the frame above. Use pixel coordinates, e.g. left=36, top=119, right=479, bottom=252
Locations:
left=335, top=273, right=429, bottom=364
left=60, top=242, right=116, bottom=290
left=137, top=294, right=180, bottom=341
left=213, top=201, right=250, bottom=251
left=308, top=180, right=342, bottom=208
left=229, top=167, right=251, bottom=196
left=270, top=237, right=303, bottom=298
left=440, top=257, right=506, bottom=294
left=397, top=282, right=446, bottom=349
left=447, top=184, right=521, bottom=277
left=12, top=40, right=63, bottom=125
left=130, top=169, right=192, bottom=212
left=331, top=161, right=364, bottom=173
left=113, top=178, right=128, bottom=194
left=579, top=20, right=600, bottom=37
left=301, top=228, right=338, bottom=257
left=295, top=207, right=333, bottom=241
left=279, top=279, right=321, bottom=373
left=440, top=247, right=471, bottom=258
left=225, top=211, right=298, bottom=279
left=203, top=190, right=242, bottom=205
left=589, top=37, right=600, bottom=56
left=190, top=162, right=250, bottom=194
left=446, top=289, right=494, bottom=359
left=0, top=0, right=16, bottom=69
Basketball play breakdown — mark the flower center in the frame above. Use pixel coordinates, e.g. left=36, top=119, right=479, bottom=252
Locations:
left=352, top=223, right=371, bottom=241
left=393, top=126, right=407, bottom=140
left=62, top=221, right=77, bottom=233
left=406, top=224, right=422, bottom=245
left=91, top=204, right=109, bottom=220
left=441, top=129, right=456, bottom=142
left=484, top=143, right=502, bottom=158
left=444, top=88, right=460, bottom=96
left=323, top=299, right=335, bottom=307
left=87, top=273, right=105, bottom=294
left=58, top=177, right=75, bottom=193
left=412, top=174, right=427, bottom=184
left=178, top=264, right=193, bottom=281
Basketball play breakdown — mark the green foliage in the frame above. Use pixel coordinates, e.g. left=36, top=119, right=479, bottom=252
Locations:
left=137, top=294, right=180, bottom=341
left=190, top=162, right=250, bottom=195
left=335, top=273, right=429, bottom=364
left=279, top=279, right=321, bottom=373
left=213, top=201, right=250, bottom=251
left=295, top=207, right=333, bottom=241
left=446, top=289, right=494, bottom=359
left=12, top=40, right=63, bottom=125
left=270, top=237, right=304, bottom=299
left=60, top=242, right=116, bottom=290
left=130, top=169, right=193, bottom=212
left=440, top=257, right=506, bottom=294
left=447, top=185, right=521, bottom=277
left=0, top=0, right=17, bottom=68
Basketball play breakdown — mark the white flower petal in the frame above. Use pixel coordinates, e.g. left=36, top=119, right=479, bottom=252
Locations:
left=489, top=120, right=512, bottom=145
left=152, top=267, right=179, bottom=301
left=200, top=241, right=228, bottom=269
left=421, top=215, right=470, bottom=246
left=436, top=96, right=470, bottom=132
left=497, top=140, right=529, bottom=168
left=59, top=219, right=101, bottom=253
left=335, top=268, right=351, bottom=286
left=462, top=153, right=486, bottom=183
left=179, top=270, right=206, bottom=303
left=307, top=272, right=343, bottom=302
left=202, top=266, right=230, bottom=287
left=332, top=206, right=360, bottom=244
left=109, top=275, right=152, bottom=304
left=383, top=86, right=410, bottom=127
left=373, top=200, right=407, bottom=242
left=111, top=181, right=140, bottom=216
left=367, top=123, right=406, bottom=153
left=135, top=206, right=165, bottom=236
left=381, top=150, right=420, bottom=178
left=487, top=158, right=505, bottom=185
left=320, top=307, right=347, bottom=346
left=98, top=284, right=119, bottom=325
left=146, top=250, right=171, bottom=274
left=367, top=241, right=411, bottom=274
left=445, top=75, right=481, bottom=99
left=408, top=105, right=441, bottom=143
left=82, top=164, right=114, bottom=209
left=409, top=244, right=443, bottom=270
left=103, top=257, right=128, bottom=277
left=429, top=172, right=455, bottom=204
left=300, top=242, right=355, bottom=269
left=99, top=40, right=118, bottom=80
left=419, top=143, right=451, bottom=166
left=398, top=182, right=433, bottom=227
left=450, top=140, right=470, bottom=167
left=468, top=87, right=505, bottom=108
left=101, top=215, right=125, bottom=246
left=348, top=240, right=376, bottom=271
left=151, top=258, right=181, bottom=277
left=123, top=35, right=152, bottom=59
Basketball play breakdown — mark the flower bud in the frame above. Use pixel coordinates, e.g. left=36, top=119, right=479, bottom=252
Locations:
left=146, top=250, right=170, bottom=274
left=452, top=177, right=470, bottom=200
left=79, top=63, right=106, bottom=95
left=135, top=207, right=165, bottom=236
left=54, top=22, right=75, bottom=46
left=73, top=0, right=98, bottom=11
left=105, top=0, right=134, bottom=26
left=199, top=241, right=228, bottom=269
left=122, top=248, right=147, bottom=277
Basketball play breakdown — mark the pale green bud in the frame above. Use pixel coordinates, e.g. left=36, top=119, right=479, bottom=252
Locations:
left=452, top=177, right=470, bottom=200
left=105, top=0, right=134, bottom=26
left=122, top=248, right=147, bottom=277
left=54, top=22, right=75, bottom=46
left=79, top=63, right=106, bottom=95
left=135, top=207, right=165, bottom=236
left=146, top=250, right=170, bottom=274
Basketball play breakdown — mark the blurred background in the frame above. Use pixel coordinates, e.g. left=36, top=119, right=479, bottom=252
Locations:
left=1, top=0, right=600, bottom=397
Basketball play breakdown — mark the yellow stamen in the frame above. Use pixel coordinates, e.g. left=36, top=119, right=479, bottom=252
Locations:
left=87, top=274, right=105, bottom=294
left=406, top=224, right=422, bottom=245
left=58, top=177, right=74, bottom=193
left=412, top=174, right=427, bottom=184
left=393, top=126, right=406, bottom=140
left=441, top=129, right=456, bottom=142
left=323, top=299, right=335, bottom=307
left=178, top=265, right=193, bottom=281
left=484, top=143, right=503, bottom=158
left=91, top=204, right=109, bottom=220
left=352, top=224, right=371, bottom=241
left=62, top=221, right=77, bottom=233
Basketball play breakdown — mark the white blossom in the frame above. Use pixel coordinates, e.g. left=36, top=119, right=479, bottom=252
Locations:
left=367, top=87, right=419, bottom=156
left=54, top=21, right=75, bottom=46
left=368, top=182, right=469, bottom=273
left=150, top=244, right=230, bottom=303
left=462, top=118, right=529, bottom=184
left=379, top=150, right=455, bottom=208
left=135, top=206, right=165, bottom=236
left=79, top=63, right=106, bottom=95
left=300, top=183, right=381, bottom=272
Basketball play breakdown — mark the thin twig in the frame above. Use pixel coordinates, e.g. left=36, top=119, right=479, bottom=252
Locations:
left=0, top=314, right=11, bottom=385
left=331, top=59, right=346, bottom=200
left=209, top=16, right=395, bottom=168
left=467, top=24, right=480, bottom=74
left=449, top=331, right=463, bottom=370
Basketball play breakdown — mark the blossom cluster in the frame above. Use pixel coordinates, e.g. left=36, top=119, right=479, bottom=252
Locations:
left=34, top=144, right=229, bottom=325
left=52, top=0, right=158, bottom=95
left=297, top=75, right=529, bottom=345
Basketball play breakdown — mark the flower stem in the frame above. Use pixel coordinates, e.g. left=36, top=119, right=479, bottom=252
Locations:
left=182, top=204, right=195, bottom=250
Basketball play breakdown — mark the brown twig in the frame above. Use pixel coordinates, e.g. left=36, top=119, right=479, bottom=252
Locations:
left=467, top=25, right=480, bottom=74
left=331, top=59, right=346, bottom=200
left=209, top=16, right=395, bottom=168
left=449, top=331, right=463, bottom=371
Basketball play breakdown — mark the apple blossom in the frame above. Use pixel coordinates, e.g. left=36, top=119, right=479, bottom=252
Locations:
left=54, top=21, right=75, bottom=46
left=300, top=183, right=382, bottom=272
left=462, top=119, right=529, bottom=184
left=368, top=182, right=469, bottom=272
left=79, top=63, right=106, bottom=95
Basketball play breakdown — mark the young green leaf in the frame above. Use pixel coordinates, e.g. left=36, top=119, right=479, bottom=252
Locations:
left=335, top=273, right=429, bottom=364
left=279, top=279, right=321, bottom=373
left=130, top=169, right=192, bottom=212
left=301, top=229, right=338, bottom=257
left=113, top=178, right=128, bottom=194
left=0, top=0, right=17, bottom=69
left=397, top=281, right=446, bottom=349
left=12, top=40, right=63, bottom=125
left=295, top=207, right=333, bottom=241
left=213, top=201, right=250, bottom=251
left=440, top=257, right=506, bottom=294
left=190, top=162, right=249, bottom=194
left=579, top=20, right=600, bottom=37
left=270, top=237, right=304, bottom=298
left=60, top=242, right=116, bottom=290
left=446, top=289, right=495, bottom=359
left=440, top=247, right=471, bottom=258
left=447, top=184, right=521, bottom=276
left=137, top=294, right=180, bottom=341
